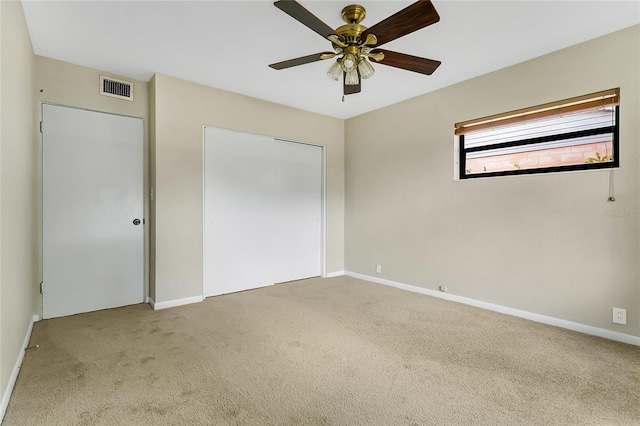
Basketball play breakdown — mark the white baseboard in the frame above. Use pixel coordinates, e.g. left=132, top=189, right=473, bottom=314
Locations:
left=345, top=271, right=640, bottom=346
left=325, top=270, right=345, bottom=278
left=149, top=295, right=203, bottom=310
left=1, top=314, right=40, bottom=422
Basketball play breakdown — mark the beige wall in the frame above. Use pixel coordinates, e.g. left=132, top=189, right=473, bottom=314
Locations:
left=148, top=75, right=156, bottom=301
left=151, top=74, right=345, bottom=303
left=35, top=56, right=150, bottom=309
left=345, top=25, right=640, bottom=337
left=1, top=1, right=3, bottom=391
left=37, top=56, right=148, bottom=120
left=0, top=0, right=37, bottom=401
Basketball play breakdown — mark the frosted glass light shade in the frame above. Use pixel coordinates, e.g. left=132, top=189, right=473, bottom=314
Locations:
left=326, top=61, right=342, bottom=81
left=345, top=69, right=359, bottom=86
left=341, top=53, right=357, bottom=72
left=358, top=59, right=375, bottom=79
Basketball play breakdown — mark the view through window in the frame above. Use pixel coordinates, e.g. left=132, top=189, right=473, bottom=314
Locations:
left=456, top=89, right=619, bottom=179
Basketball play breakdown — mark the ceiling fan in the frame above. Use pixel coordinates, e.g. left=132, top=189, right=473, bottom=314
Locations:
left=269, top=0, right=442, bottom=96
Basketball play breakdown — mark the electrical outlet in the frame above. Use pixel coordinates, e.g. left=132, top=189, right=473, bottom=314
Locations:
left=439, top=285, right=448, bottom=292
left=612, top=308, right=627, bottom=325
left=376, top=264, right=382, bottom=274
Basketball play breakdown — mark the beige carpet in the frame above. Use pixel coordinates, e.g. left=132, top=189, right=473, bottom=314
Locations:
left=4, top=276, right=639, bottom=425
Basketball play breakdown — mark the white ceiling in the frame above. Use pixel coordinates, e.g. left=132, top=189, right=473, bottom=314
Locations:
left=22, top=1, right=640, bottom=119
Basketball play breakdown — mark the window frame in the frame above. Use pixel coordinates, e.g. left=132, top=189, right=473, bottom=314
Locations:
left=457, top=90, right=620, bottom=179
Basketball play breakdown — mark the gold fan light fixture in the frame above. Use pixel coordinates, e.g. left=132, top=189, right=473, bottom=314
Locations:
left=321, top=5, right=384, bottom=86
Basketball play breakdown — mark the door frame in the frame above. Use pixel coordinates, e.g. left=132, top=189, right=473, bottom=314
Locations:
left=201, top=125, right=327, bottom=299
left=40, top=102, right=149, bottom=317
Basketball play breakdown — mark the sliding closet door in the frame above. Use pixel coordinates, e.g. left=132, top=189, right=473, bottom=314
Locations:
left=271, top=139, right=322, bottom=284
left=204, top=127, right=322, bottom=297
left=204, top=128, right=276, bottom=296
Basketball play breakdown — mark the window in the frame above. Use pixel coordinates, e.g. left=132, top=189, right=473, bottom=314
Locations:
left=456, top=89, right=619, bottom=179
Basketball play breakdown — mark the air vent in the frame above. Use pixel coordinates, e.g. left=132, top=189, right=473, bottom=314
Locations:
left=99, top=75, right=133, bottom=101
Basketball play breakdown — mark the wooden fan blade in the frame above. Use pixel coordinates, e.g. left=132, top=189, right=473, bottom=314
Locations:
left=274, top=0, right=344, bottom=42
left=343, top=71, right=361, bottom=95
left=361, top=0, right=440, bottom=47
left=269, top=52, right=335, bottom=70
left=375, top=49, right=441, bottom=75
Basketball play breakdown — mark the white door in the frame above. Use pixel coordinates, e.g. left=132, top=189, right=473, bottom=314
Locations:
left=271, top=139, right=322, bottom=284
left=203, top=127, right=322, bottom=297
left=42, top=104, right=144, bottom=319
left=204, top=128, right=277, bottom=296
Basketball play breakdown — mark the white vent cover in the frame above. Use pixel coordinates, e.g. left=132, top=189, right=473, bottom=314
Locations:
left=99, top=75, right=133, bottom=101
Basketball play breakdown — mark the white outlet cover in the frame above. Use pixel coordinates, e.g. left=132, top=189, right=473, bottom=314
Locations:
left=612, top=308, right=627, bottom=325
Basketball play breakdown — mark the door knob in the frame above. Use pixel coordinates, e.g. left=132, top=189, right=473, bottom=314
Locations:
left=133, top=218, right=141, bottom=225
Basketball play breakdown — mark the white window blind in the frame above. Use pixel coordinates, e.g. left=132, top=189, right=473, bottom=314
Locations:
left=456, top=88, right=619, bottom=178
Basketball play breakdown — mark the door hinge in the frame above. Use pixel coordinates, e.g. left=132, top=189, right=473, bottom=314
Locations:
left=39, top=121, right=43, bottom=133
left=40, top=282, right=44, bottom=294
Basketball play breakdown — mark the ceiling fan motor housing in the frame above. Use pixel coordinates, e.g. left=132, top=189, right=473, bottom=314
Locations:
left=336, top=24, right=367, bottom=45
